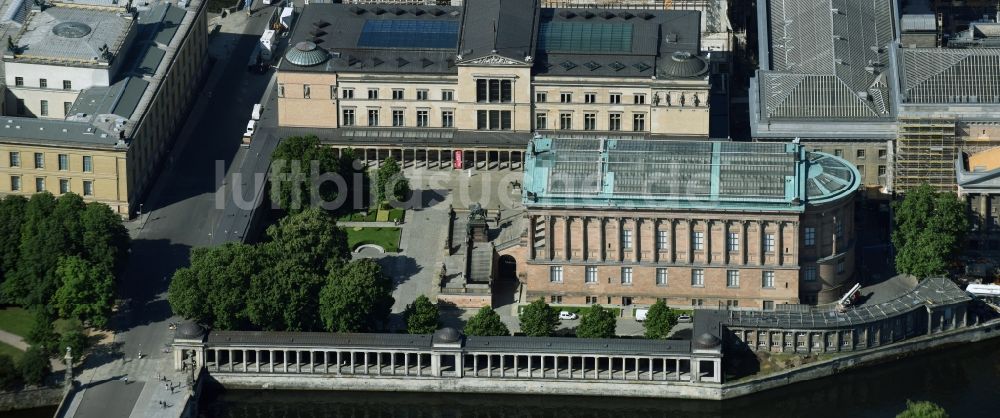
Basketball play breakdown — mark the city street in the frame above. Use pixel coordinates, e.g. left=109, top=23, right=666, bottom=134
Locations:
left=65, top=7, right=277, bottom=418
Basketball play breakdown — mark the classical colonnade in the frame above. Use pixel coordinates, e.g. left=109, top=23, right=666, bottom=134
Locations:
left=336, top=146, right=525, bottom=170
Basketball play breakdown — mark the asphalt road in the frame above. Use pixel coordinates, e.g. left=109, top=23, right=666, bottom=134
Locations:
left=69, top=8, right=276, bottom=418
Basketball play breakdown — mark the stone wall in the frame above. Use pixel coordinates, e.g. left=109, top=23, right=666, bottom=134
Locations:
left=0, top=386, right=64, bottom=413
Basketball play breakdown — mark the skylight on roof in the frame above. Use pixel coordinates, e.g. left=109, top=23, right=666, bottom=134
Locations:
left=357, top=20, right=459, bottom=49
left=539, top=22, right=633, bottom=54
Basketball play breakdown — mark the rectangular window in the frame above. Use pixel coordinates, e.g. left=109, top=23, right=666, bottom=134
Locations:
left=501, top=111, right=511, bottom=130
left=500, top=80, right=512, bottom=102
left=550, top=266, right=563, bottom=283
left=804, top=266, right=817, bottom=281
left=728, top=232, right=739, bottom=252
left=64, top=102, right=72, bottom=115
left=59, top=179, right=69, bottom=194
left=82, top=180, right=93, bottom=196
left=622, top=229, right=633, bottom=250
left=368, top=89, right=378, bottom=99
left=656, top=268, right=668, bottom=286
left=633, top=94, right=646, bottom=104
left=40, top=100, right=48, bottom=116
left=878, top=165, right=887, bottom=176
left=559, top=113, right=572, bottom=130
left=762, top=271, right=775, bottom=288
left=834, top=149, right=843, bottom=157
left=416, top=90, right=428, bottom=100
left=392, top=110, right=404, bottom=127
left=804, top=227, right=816, bottom=247
left=878, top=149, right=887, bottom=159
left=693, top=231, right=704, bottom=251
left=535, top=91, right=547, bottom=103
left=764, top=233, right=775, bottom=253
left=477, top=110, right=487, bottom=129
left=610, top=93, right=621, bottom=104
left=35, top=177, right=44, bottom=192
left=9, top=152, right=19, bottom=168
left=692, top=299, right=704, bottom=306
left=39, top=79, right=47, bottom=88
left=489, top=80, right=500, bottom=102
left=10, top=176, right=20, bottom=192
left=857, top=165, right=865, bottom=179
left=632, top=113, right=646, bottom=131
left=14, top=77, right=22, bottom=87
left=550, top=295, right=562, bottom=304
left=416, top=110, right=428, bottom=127
left=303, top=85, right=311, bottom=99
left=342, top=88, right=354, bottom=99
left=585, top=266, right=597, bottom=283
left=367, top=109, right=379, bottom=126
left=441, top=111, right=454, bottom=128
left=837, top=260, right=845, bottom=274
left=857, top=149, right=866, bottom=159
left=560, top=92, right=572, bottom=103
left=477, top=110, right=512, bottom=130
left=584, top=113, right=596, bottom=130
left=584, top=93, right=596, bottom=104
left=727, top=300, right=739, bottom=308
left=727, top=270, right=740, bottom=288
left=476, top=80, right=488, bottom=102
left=278, top=84, right=284, bottom=97
left=620, top=267, right=632, bottom=285
left=392, top=89, right=404, bottom=100
left=585, top=296, right=598, bottom=304
left=657, top=230, right=668, bottom=251
left=342, top=109, right=355, bottom=126
left=34, top=153, right=44, bottom=169
left=609, top=113, right=621, bottom=131
left=763, top=300, right=775, bottom=311
left=442, top=90, right=454, bottom=101
left=58, top=154, right=68, bottom=171
left=691, top=269, right=704, bottom=287
left=535, top=113, right=547, bottom=130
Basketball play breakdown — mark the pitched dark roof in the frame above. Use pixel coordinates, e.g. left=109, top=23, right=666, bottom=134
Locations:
left=457, top=0, right=538, bottom=63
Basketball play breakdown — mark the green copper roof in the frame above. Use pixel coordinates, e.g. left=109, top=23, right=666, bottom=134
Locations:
left=522, top=138, right=859, bottom=212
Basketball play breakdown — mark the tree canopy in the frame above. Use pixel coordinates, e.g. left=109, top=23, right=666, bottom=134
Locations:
left=643, top=301, right=678, bottom=339
left=896, top=400, right=949, bottom=418
left=19, top=346, right=50, bottom=386
left=464, top=306, right=510, bottom=337
left=270, top=135, right=352, bottom=214
left=519, top=298, right=559, bottom=337
left=892, top=183, right=969, bottom=279
left=375, top=156, right=410, bottom=206
left=576, top=305, right=616, bottom=339
left=168, top=208, right=372, bottom=332
left=405, top=295, right=439, bottom=334
left=318, top=258, right=394, bottom=332
left=52, top=256, right=115, bottom=328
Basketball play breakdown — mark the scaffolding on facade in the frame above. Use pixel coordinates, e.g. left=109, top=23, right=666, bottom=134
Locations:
left=894, top=118, right=959, bottom=193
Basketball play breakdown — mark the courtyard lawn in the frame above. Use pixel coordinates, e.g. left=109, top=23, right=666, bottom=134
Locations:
left=0, top=307, right=33, bottom=338
left=343, top=227, right=401, bottom=253
left=0, top=341, right=23, bottom=363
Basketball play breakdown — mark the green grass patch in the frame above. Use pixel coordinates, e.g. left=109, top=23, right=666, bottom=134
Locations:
left=0, top=307, right=33, bottom=338
left=387, top=208, right=406, bottom=222
left=338, top=211, right=377, bottom=222
left=375, top=209, right=390, bottom=222
left=342, top=227, right=401, bottom=253
left=0, top=341, right=24, bottom=363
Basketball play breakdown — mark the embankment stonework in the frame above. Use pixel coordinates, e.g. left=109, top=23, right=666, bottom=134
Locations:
left=0, top=386, right=63, bottom=412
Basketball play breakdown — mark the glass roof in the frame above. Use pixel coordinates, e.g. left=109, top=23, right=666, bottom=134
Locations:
left=538, top=22, right=633, bottom=54
left=357, top=20, right=459, bottom=49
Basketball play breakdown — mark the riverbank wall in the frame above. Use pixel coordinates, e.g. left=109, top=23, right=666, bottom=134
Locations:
left=0, top=386, right=63, bottom=413
left=203, top=319, right=1000, bottom=400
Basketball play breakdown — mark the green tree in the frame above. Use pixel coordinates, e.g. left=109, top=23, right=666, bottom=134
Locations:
left=0, top=354, right=18, bottom=390
left=576, top=304, right=616, bottom=338
left=405, top=295, right=439, bottom=334
left=319, top=259, right=394, bottom=332
left=58, top=320, right=89, bottom=360
left=52, top=256, right=115, bottom=328
left=269, top=135, right=342, bottom=214
left=0, top=195, right=27, bottom=286
left=3, top=193, right=57, bottom=307
left=80, top=203, right=130, bottom=273
left=643, top=300, right=679, bottom=339
left=464, top=306, right=510, bottom=336
left=893, top=183, right=969, bottom=279
left=19, top=346, right=50, bottom=386
left=246, top=256, right=325, bottom=331
left=896, top=400, right=949, bottom=418
left=519, top=298, right=559, bottom=337
left=25, top=309, right=59, bottom=357
left=375, top=156, right=409, bottom=205
left=167, top=243, right=259, bottom=330
left=264, top=207, right=349, bottom=274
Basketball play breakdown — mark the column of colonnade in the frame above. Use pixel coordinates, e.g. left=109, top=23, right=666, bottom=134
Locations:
left=342, top=147, right=525, bottom=170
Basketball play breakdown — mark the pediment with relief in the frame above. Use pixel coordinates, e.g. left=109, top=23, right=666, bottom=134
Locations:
left=460, top=54, right=528, bottom=66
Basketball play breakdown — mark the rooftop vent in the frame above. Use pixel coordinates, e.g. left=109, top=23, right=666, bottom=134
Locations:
left=633, top=62, right=651, bottom=72
left=449, top=10, right=459, bottom=17
left=372, top=57, right=383, bottom=66
left=421, top=57, right=433, bottom=67
left=599, top=11, right=614, bottom=19
left=619, top=11, right=633, bottom=20
left=348, top=55, right=360, bottom=66
left=865, top=66, right=878, bottom=74
left=640, top=12, right=654, bottom=20
left=396, top=57, right=409, bottom=67
left=664, top=32, right=678, bottom=43
left=391, top=7, right=404, bottom=15
left=559, top=10, right=575, bottom=18
left=857, top=91, right=872, bottom=100
left=581, top=11, right=594, bottom=19
left=311, top=37, right=323, bottom=44
left=410, top=8, right=424, bottom=16
left=313, top=20, right=329, bottom=28
left=609, top=61, right=626, bottom=71
left=429, top=8, right=443, bottom=16
left=560, top=60, right=577, bottom=70
left=583, top=61, right=601, bottom=70
left=349, top=6, right=363, bottom=15
left=309, top=29, right=325, bottom=37
left=372, top=7, right=385, bottom=15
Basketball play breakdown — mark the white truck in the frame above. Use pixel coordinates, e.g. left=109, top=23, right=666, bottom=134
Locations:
left=259, top=29, right=276, bottom=61
left=280, top=7, right=293, bottom=31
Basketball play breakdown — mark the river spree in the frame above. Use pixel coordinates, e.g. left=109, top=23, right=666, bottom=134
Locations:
left=200, top=339, right=1000, bottom=418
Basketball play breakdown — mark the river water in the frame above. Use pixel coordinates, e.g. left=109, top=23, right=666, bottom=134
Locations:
left=198, top=338, right=1000, bottom=418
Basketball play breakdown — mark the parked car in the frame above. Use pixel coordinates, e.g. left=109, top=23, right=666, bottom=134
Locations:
left=677, top=313, right=692, bottom=323
left=558, top=311, right=578, bottom=320
left=243, top=120, right=256, bottom=138
left=635, top=308, right=649, bottom=322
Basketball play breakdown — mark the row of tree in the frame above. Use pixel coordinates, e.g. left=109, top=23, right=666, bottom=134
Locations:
left=269, top=136, right=410, bottom=214
left=168, top=208, right=394, bottom=332
left=0, top=193, right=129, bottom=327
left=892, top=183, right=968, bottom=280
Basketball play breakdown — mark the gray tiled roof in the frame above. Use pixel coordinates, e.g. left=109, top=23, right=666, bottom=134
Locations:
left=464, top=335, right=691, bottom=355
left=898, top=48, right=1000, bottom=104
left=12, top=5, right=133, bottom=65
left=207, top=331, right=434, bottom=349
left=756, top=0, right=895, bottom=120
left=458, top=0, right=538, bottom=63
